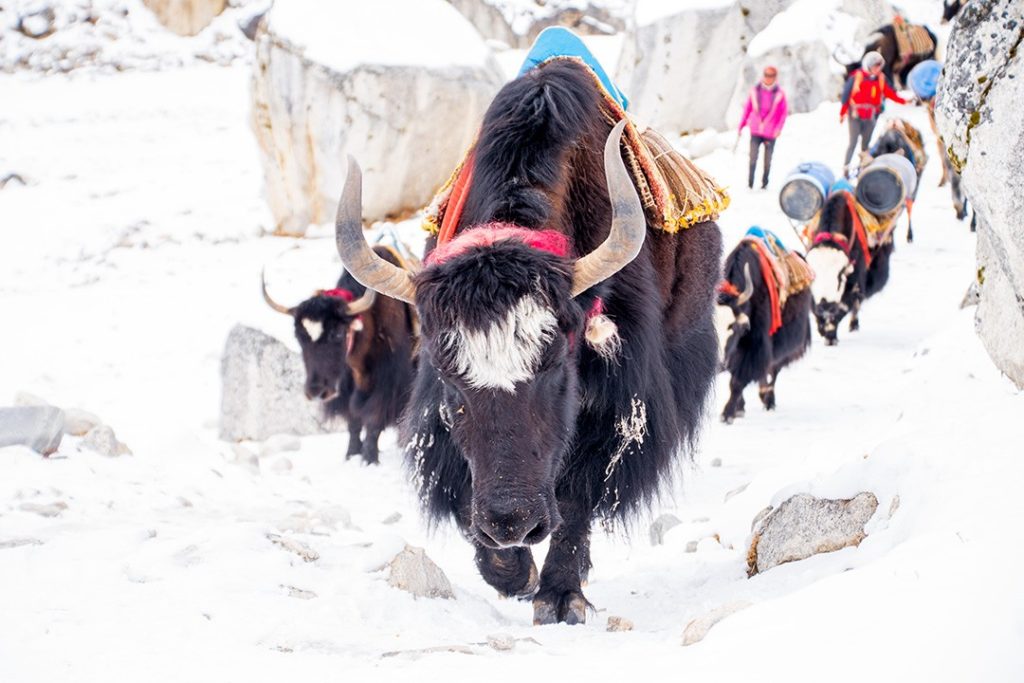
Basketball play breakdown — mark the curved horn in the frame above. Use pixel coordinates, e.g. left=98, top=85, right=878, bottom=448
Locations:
left=736, top=263, right=754, bottom=306
left=261, top=268, right=295, bottom=315
left=345, top=287, right=377, bottom=315
left=335, top=156, right=417, bottom=304
left=571, top=119, right=647, bottom=297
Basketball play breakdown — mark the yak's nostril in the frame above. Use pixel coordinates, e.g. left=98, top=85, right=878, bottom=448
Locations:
left=523, top=521, right=549, bottom=545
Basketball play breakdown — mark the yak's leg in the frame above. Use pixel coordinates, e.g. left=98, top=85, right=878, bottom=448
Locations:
left=721, top=375, right=746, bottom=423
left=474, top=545, right=539, bottom=599
left=849, top=299, right=862, bottom=332
left=758, top=369, right=778, bottom=411
left=534, top=499, right=592, bottom=625
left=360, top=421, right=384, bottom=465
left=345, top=418, right=363, bottom=459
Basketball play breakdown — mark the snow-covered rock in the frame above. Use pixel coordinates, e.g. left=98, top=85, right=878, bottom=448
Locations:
left=62, top=408, right=102, bottom=437
left=0, top=406, right=64, bottom=455
left=141, top=0, right=225, bottom=36
left=250, top=0, right=505, bottom=234
left=747, top=492, right=878, bottom=575
left=446, top=0, right=629, bottom=48
left=681, top=601, right=753, bottom=646
left=934, top=0, right=1024, bottom=389
left=81, top=424, right=132, bottom=457
left=218, top=325, right=332, bottom=442
left=386, top=545, right=455, bottom=599
left=649, top=512, right=682, bottom=546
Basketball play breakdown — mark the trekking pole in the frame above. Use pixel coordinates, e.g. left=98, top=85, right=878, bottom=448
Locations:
left=787, top=217, right=811, bottom=252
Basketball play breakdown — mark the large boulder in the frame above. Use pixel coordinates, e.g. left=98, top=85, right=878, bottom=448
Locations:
left=219, top=325, right=333, bottom=442
left=0, top=406, right=65, bottom=455
left=251, top=0, right=505, bottom=235
left=935, top=0, right=1024, bottom=388
left=141, top=0, right=226, bottom=37
left=446, top=0, right=629, bottom=49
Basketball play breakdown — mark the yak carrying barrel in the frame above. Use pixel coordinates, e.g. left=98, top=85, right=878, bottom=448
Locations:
left=856, top=153, right=918, bottom=215
left=779, top=162, right=835, bottom=222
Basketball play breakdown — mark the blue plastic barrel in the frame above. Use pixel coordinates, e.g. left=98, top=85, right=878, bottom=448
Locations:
left=779, top=162, right=835, bottom=222
left=908, top=59, right=942, bottom=101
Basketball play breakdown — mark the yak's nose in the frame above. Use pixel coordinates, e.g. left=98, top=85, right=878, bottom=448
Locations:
left=474, top=498, right=557, bottom=548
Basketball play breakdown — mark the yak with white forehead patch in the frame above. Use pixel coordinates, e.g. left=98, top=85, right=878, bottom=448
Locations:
left=261, top=246, right=417, bottom=464
left=335, top=59, right=721, bottom=625
left=806, top=192, right=894, bottom=345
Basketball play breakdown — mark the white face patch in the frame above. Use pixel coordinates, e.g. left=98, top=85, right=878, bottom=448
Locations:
left=441, top=295, right=558, bottom=392
left=714, top=304, right=734, bottom=360
left=301, top=318, right=324, bottom=343
left=807, top=247, right=851, bottom=304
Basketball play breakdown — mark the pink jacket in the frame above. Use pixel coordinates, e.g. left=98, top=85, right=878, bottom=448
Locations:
left=739, top=84, right=788, bottom=140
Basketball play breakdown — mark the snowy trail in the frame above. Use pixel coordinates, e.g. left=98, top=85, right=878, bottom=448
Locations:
left=1, top=66, right=1022, bottom=681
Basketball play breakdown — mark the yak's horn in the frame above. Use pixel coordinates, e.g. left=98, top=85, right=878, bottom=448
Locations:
left=345, top=287, right=377, bottom=315
left=571, top=119, right=647, bottom=297
left=335, top=156, right=417, bottom=304
left=261, top=268, right=295, bottom=315
left=736, top=263, right=754, bottom=306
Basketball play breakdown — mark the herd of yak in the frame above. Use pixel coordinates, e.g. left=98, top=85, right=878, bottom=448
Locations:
left=256, top=8, right=971, bottom=626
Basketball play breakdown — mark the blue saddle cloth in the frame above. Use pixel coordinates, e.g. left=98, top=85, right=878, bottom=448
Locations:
left=517, top=27, right=629, bottom=111
left=746, top=226, right=789, bottom=254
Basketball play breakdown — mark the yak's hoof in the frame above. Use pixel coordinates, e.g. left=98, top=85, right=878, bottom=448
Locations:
left=849, top=319, right=860, bottom=332
left=761, top=394, right=776, bottom=411
left=533, top=590, right=589, bottom=626
left=720, top=413, right=733, bottom=424
left=361, top=456, right=380, bottom=466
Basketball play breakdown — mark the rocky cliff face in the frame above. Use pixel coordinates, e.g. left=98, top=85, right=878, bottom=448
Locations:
left=935, top=0, right=1024, bottom=388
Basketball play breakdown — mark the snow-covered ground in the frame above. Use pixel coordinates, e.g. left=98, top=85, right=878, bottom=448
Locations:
left=3, top=50, right=1024, bottom=683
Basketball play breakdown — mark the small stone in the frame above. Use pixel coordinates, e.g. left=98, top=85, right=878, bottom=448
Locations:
left=710, top=457, right=722, bottom=467
left=268, top=533, right=319, bottom=563
left=19, top=501, right=67, bottom=518
left=0, top=406, right=65, bottom=455
left=888, top=495, right=901, bottom=518
left=747, top=493, right=879, bottom=576
left=81, top=425, right=131, bottom=457
left=283, top=585, right=317, bottom=600
left=607, top=616, right=634, bottom=632
left=381, top=512, right=402, bottom=525
left=63, top=408, right=102, bottom=436
left=260, top=434, right=301, bottom=457
left=0, top=538, right=44, bottom=549
left=387, top=545, right=455, bottom=599
left=649, top=513, right=682, bottom=546
left=269, top=456, right=293, bottom=473
left=682, top=601, right=753, bottom=646
left=724, top=482, right=749, bottom=502
left=486, top=633, right=516, bottom=651
left=684, top=540, right=699, bottom=553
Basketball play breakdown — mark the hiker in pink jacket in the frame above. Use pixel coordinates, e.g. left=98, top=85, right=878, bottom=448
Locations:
left=738, top=66, right=789, bottom=189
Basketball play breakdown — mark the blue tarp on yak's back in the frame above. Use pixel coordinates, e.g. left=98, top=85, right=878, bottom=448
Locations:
left=908, top=59, right=942, bottom=101
left=517, top=27, right=629, bottom=111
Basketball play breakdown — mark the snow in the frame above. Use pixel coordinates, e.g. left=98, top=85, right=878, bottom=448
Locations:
left=266, top=0, right=494, bottom=73
left=747, top=0, right=862, bottom=59
left=485, top=0, right=632, bottom=36
left=634, top=0, right=736, bottom=26
left=3, top=5, right=1024, bottom=681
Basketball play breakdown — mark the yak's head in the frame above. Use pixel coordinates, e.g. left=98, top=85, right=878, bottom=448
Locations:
left=715, top=260, right=755, bottom=366
left=806, top=245, right=853, bottom=345
left=262, top=276, right=374, bottom=401
left=334, top=121, right=643, bottom=548
left=942, top=0, right=962, bottom=24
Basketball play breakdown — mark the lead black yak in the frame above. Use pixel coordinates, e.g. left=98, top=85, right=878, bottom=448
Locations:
left=335, top=60, right=721, bottom=624
left=262, top=246, right=417, bottom=464
left=717, top=238, right=812, bottom=423
left=805, top=192, right=894, bottom=345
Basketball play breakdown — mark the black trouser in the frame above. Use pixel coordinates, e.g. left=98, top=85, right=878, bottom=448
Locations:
left=844, top=114, right=878, bottom=168
left=748, top=135, right=775, bottom=188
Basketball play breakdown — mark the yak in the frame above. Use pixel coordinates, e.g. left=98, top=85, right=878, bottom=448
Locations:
left=863, top=120, right=926, bottom=242
left=842, top=22, right=938, bottom=89
left=334, top=59, right=721, bottom=624
left=717, top=239, right=812, bottom=423
left=261, top=246, right=417, bottom=464
left=805, top=192, right=894, bottom=345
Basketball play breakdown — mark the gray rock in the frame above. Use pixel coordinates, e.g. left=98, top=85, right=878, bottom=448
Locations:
left=81, top=425, right=131, bottom=457
left=446, top=0, right=628, bottom=49
left=649, top=513, right=682, bottom=546
left=381, top=512, right=402, bottom=525
left=682, top=600, right=753, bottom=646
left=387, top=545, right=455, bottom=599
left=935, top=0, right=1024, bottom=388
left=0, top=538, right=44, bottom=550
left=485, top=633, right=516, bottom=651
left=747, top=492, right=878, bottom=576
left=19, top=501, right=67, bottom=517
left=63, top=408, right=102, bottom=437
left=0, top=406, right=65, bottom=455
left=219, top=325, right=333, bottom=442
left=252, top=0, right=504, bottom=232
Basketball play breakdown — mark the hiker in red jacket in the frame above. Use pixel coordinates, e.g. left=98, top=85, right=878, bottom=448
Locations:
left=840, top=51, right=907, bottom=175
left=738, top=65, right=788, bottom=189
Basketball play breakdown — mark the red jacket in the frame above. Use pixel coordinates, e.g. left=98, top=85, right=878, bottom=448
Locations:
left=840, top=69, right=906, bottom=119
